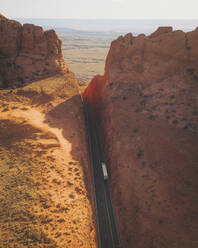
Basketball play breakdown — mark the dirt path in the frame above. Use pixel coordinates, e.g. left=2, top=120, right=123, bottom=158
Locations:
left=1, top=107, right=72, bottom=157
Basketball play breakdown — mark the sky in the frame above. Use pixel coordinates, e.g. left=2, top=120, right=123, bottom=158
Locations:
left=1, top=0, right=198, bottom=19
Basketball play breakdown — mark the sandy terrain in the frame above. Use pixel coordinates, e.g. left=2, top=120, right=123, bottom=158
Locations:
left=0, top=74, right=97, bottom=248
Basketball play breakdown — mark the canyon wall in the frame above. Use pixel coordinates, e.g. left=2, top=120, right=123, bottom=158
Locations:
left=84, top=27, right=198, bottom=248
left=0, top=14, right=97, bottom=247
left=0, top=14, right=67, bottom=88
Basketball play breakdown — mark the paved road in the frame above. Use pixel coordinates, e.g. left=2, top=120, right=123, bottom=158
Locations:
left=83, top=99, right=121, bottom=248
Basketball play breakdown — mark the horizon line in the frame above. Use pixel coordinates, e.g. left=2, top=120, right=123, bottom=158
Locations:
left=13, top=17, right=198, bottom=20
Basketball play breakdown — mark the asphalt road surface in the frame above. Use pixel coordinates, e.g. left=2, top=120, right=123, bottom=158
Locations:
left=83, top=99, right=121, bottom=248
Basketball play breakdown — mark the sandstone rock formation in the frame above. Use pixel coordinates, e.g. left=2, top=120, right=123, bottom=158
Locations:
left=84, top=27, right=198, bottom=248
left=0, top=14, right=67, bottom=88
left=0, top=14, right=97, bottom=248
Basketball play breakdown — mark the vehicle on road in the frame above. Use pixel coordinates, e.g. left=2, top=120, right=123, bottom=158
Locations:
left=102, top=162, right=108, bottom=180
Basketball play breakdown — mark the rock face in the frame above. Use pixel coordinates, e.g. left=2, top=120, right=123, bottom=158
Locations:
left=83, top=27, right=198, bottom=248
left=0, top=14, right=67, bottom=88
left=0, top=14, right=97, bottom=247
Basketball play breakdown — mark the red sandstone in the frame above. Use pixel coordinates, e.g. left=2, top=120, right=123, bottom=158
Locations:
left=0, top=15, right=67, bottom=88
left=84, top=27, right=198, bottom=248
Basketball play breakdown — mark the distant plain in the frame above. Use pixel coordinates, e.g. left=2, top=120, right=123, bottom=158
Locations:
left=57, top=30, right=119, bottom=84
left=17, top=18, right=198, bottom=85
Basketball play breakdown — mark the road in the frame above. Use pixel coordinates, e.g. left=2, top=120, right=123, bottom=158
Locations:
left=83, top=99, right=121, bottom=248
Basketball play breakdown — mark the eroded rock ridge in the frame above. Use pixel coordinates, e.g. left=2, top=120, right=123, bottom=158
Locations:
left=84, top=27, right=198, bottom=248
left=0, top=14, right=67, bottom=88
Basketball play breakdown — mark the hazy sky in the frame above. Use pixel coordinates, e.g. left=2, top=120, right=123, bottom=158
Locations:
left=1, top=0, right=198, bottom=19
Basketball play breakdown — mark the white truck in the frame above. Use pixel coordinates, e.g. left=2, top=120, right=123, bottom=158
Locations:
left=101, top=162, right=108, bottom=180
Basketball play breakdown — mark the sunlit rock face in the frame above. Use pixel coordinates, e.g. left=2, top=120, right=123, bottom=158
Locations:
left=0, top=14, right=67, bottom=88
left=0, top=14, right=97, bottom=248
left=83, top=27, right=198, bottom=248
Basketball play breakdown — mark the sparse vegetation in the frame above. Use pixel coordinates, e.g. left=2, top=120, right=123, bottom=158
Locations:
left=141, top=161, right=146, bottom=168
left=187, top=67, right=198, bottom=80
left=172, top=119, right=179, bottom=125
left=133, top=128, right=139, bottom=133
left=187, top=67, right=195, bottom=74
left=137, top=149, right=144, bottom=159
left=122, top=96, right=127, bottom=100
left=149, top=114, right=156, bottom=120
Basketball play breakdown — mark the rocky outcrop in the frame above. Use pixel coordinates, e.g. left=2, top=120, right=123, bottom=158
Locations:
left=0, top=14, right=97, bottom=247
left=0, top=14, right=67, bottom=88
left=83, top=27, right=198, bottom=248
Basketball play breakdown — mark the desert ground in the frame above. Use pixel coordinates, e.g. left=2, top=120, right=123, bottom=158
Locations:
left=0, top=74, right=97, bottom=248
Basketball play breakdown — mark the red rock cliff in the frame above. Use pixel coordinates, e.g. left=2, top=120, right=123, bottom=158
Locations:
left=83, top=27, right=198, bottom=248
left=0, top=14, right=97, bottom=248
left=0, top=14, right=67, bottom=88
